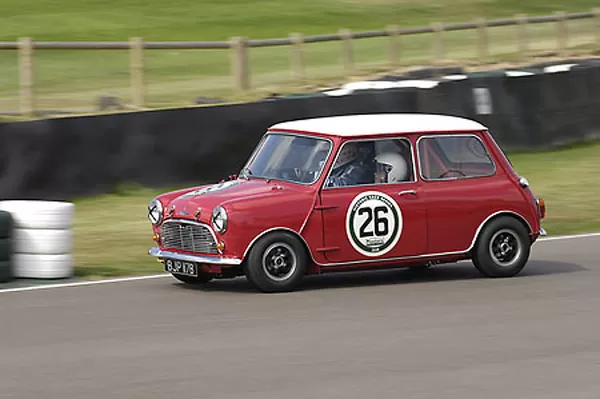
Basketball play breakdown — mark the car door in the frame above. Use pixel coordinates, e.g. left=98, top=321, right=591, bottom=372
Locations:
left=416, top=133, right=507, bottom=254
left=318, top=137, right=427, bottom=265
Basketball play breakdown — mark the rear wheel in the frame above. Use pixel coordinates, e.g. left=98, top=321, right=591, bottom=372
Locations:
left=472, top=216, right=531, bottom=277
left=244, top=231, right=308, bottom=293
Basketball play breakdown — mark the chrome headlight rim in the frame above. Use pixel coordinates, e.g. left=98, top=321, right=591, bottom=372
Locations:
left=211, top=205, right=228, bottom=234
left=148, top=198, right=164, bottom=226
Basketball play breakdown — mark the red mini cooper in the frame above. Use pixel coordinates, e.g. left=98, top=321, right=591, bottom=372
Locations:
left=147, top=113, right=546, bottom=292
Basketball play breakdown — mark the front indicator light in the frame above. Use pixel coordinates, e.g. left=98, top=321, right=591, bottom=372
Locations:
left=216, top=241, right=225, bottom=252
left=537, top=198, right=546, bottom=219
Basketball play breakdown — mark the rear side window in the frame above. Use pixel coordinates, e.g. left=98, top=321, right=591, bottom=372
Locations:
left=418, top=135, right=496, bottom=180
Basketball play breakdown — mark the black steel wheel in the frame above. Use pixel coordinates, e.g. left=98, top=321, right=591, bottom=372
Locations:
left=244, top=231, right=308, bottom=293
left=472, top=216, right=531, bottom=277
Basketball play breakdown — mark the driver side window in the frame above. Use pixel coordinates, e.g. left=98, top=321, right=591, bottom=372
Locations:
left=418, top=134, right=496, bottom=180
left=324, top=138, right=415, bottom=188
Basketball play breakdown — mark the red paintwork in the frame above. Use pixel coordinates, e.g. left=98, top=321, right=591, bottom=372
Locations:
left=151, top=126, right=544, bottom=276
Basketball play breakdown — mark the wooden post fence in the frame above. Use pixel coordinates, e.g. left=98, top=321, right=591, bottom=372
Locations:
left=130, top=37, right=145, bottom=108
left=5, top=10, right=598, bottom=116
left=18, top=37, right=34, bottom=117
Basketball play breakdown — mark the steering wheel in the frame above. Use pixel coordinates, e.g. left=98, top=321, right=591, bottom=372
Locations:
left=438, top=169, right=467, bottom=178
left=277, top=167, right=311, bottom=182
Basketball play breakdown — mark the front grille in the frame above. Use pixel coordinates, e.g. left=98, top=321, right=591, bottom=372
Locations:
left=160, top=221, right=218, bottom=254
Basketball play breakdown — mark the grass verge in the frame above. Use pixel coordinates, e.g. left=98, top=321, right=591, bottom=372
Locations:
left=71, top=141, right=600, bottom=278
left=1, top=1, right=600, bottom=112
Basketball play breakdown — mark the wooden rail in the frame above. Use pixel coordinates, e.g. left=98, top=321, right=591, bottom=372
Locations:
left=1, top=10, right=599, bottom=117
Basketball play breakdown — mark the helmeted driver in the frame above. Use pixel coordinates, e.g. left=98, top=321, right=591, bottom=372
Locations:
left=374, top=152, right=409, bottom=184
left=325, top=142, right=373, bottom=187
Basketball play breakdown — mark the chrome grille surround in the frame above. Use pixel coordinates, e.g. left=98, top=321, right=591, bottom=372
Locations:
left=160, top=220, right=219, bottom=254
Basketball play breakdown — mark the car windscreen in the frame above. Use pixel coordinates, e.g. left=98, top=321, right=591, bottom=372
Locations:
left=241, top=132, right=332, bottom=184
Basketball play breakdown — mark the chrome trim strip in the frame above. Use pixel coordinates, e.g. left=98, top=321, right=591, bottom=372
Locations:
left=240, top=211, right=533, bottom=268
left=299, top=192, right=320, bottom=235
left=319, top=250, right=468, bottom=267
left=148, top=247, right=242, bottom=266
left=415, top=133, right=497, bottom=182
left=321, top=136, right=418, bottom=190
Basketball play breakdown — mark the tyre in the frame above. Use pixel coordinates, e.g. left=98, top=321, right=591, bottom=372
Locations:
left=244, top=231, right=308, bottom=293
left=0, top=201, right=74, bottom=230
left=0, top=238, right=12, bottom=261
left=13, top=229, right=72, bottom=255
left=472, top=216, right=531, bottom=278
left=0, top=211, right=14, bottom=239
left=0, top=261, right=14, bottom=283
left=13, top=254, right=73, bottom=279
left=171, top=273, right=213, bottom=285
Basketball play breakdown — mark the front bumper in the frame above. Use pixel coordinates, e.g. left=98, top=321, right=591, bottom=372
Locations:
left=148, top=247, right=242, bottom=266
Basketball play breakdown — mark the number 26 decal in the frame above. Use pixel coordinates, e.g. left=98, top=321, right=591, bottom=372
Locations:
left=358, top=206, right=389, bottom=238
left=346, top=191, right=403, bottom=257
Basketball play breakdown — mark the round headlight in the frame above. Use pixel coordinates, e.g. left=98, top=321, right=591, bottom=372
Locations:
left=212, top=205, right=228, bottom=233
left=148, top=198, right=164, bottom=225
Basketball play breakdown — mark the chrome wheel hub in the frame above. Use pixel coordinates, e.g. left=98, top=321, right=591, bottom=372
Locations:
left=489, top=229, right=521, bottom=267
left=262, top=242, right=297, bottom=281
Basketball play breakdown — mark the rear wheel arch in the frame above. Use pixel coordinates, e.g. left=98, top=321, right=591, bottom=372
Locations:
left=470, top=212, right=532, bottom=278
left=472, top=211, right=532, bottom=250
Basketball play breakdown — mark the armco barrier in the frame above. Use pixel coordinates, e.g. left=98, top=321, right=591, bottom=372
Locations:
left=0, top=210, right=14, bottom=283
left=0, top=88, right=418, bottom=201
left=0, top=201, right=74, bottom=279
left=2, top=59, right=600, bottom=201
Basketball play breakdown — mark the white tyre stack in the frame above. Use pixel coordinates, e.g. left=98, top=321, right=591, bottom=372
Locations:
left=0, top=201, right=74, bottom=279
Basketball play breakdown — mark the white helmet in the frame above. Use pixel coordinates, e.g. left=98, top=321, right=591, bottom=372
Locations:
left=374, top=152, right=409, bottom=183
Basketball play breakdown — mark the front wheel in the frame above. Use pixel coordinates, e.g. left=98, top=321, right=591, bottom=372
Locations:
left=472, top=216, right=531, bottom=277
left=244, top=231, right=308, bottom=292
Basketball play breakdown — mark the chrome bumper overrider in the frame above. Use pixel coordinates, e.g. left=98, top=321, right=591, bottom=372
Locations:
left=148, top=247, right=242, bottom=266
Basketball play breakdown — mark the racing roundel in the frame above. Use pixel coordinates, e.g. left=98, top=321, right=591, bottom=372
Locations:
left=345, top=191, right=403, bottom=257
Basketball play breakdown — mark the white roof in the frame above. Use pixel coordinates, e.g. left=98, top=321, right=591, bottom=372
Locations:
left=269, top=113, right=487, bottom=137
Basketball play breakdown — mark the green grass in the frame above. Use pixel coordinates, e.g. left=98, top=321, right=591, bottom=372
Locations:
left=70, top=141, right=600, bottom=278
left=507, top=141, right=600, bottom=236
left=1, top=0, right=600, bottom=112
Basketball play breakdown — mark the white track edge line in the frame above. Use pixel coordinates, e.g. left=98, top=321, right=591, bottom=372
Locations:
left=537, top=232, right=600, bottom=242
left=1, top=231, right=599, bottom=294
left=0, top=273, right=170, bottom=294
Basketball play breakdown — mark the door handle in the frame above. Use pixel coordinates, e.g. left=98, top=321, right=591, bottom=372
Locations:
left=398, top=189, right=417, bottom=196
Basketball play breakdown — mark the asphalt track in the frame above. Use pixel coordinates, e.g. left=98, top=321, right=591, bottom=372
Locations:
left=1, top=234, right=600, bottom=399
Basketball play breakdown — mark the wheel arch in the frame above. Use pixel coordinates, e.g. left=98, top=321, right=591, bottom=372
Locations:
left=242, top=227, right=315, bottom=265
left=469, top=211, right=533, bottom=253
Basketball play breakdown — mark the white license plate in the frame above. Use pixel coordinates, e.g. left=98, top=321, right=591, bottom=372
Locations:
left=164, top=259, right=198, bottom=277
